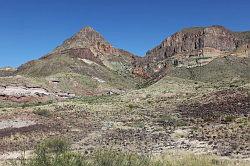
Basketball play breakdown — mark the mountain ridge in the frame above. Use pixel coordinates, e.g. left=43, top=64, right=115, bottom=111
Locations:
left=1, top=25, right=249, bottom=99
left=132, top=25, right=250, bottom=78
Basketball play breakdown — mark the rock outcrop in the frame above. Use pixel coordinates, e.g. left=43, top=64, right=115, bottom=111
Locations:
left=133, top=25, right=250, bottom=78
left=0, top=67, right=16, bottom=77
left=145, top=26, right=248, bottom=62
left=47, top=26, right=137, bottom=70
left=52, top=26, right=110, bottom=53
left=0, top=85, right=75, bottom=103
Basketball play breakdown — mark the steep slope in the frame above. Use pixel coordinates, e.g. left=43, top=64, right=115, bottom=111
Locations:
left=18, top=27, right=138, bottom=75
left=167, top=56, right=250, bottom=83
left=13, top=27, right=141, bottom=97
left=133, top=25, right=250, bottom=80
left=18, top=27, right=138, bottom=76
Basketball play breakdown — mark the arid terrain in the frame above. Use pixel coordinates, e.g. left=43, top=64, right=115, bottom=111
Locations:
left=0, top=25, right=249, bottom=165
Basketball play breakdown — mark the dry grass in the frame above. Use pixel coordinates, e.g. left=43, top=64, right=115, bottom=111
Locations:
left=7, top=139, right=249, bottom=166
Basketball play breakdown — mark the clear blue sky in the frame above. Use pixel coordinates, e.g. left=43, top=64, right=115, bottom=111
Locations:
left=0, top=0, right=250, bottom=67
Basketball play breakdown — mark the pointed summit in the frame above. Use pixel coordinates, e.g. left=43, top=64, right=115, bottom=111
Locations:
left=53, top=26, right=110, bottom=53
left=79, top=26, right=95, bottom=32
left=77, top=26, right=98, bottom=36
left=75, top=26, right=109, bottom=44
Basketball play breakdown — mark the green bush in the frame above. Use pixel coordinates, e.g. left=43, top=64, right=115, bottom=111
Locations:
left=16, top=138, right=90, bottom=166
left=36, top=138, right=69, bottom=154
left=223, top=115, right=236, bottom=123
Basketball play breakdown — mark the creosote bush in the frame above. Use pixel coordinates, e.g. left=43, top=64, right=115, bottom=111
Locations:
left=14, top=138, right=89, bottom=166
left=12, top=138, right=248, bottom=166
left=93, top=150, right=151, bottom=166
left=32, top=108, right=51, bottom=117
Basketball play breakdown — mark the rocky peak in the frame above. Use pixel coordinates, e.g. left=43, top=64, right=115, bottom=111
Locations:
left=74, top=26, right=110, bottom=45
left=20, top=26, right=138, bottom=77
left=145, top=25, right=240, bottom=62
left=53, top=26, right=110, bottom=53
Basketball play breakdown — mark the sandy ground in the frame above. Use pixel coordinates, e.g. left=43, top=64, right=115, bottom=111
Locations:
left=0, top=119, right=36, bottom=130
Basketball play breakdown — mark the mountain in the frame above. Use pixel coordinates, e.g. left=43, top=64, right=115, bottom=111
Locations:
left=133, top=25, right=250, bottom=81
left=0, top=25, right=250, bottom=104
left=1, top=25, right=250, bottom=163
left=14, top=25, right=250, bottom=83
left=13, top=27, right=143, bottom=97
left=18, top=26, right=138, bottom=76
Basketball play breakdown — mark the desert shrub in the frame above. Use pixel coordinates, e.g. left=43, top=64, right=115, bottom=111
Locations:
left=20, top=101, right=54, bottom=109
left=76, top=95, right=116, bottom=104
left=173, top=59, right=179, bottom=66
left=36, top=138, right=69, bottom=154
left=194, top=56, right=212, bottom=61
left=223, top=115, right=236, bottom=123
left=135, top=122, right=145, bottom=129
left=21, top=103, right=30, bottom=109
left=235, top=117, right=249, bottom=125
left=93, top=150, right=151, bottom=166
left=28, top=151, right=89, bottom=166
left=16, top=138, right=90, bottom=166
left=15, top=139, right=152, bottom=166
left=33, top=108, right=51, bottom=117
left=13, top=138, right=248, bottom=166
left=163, top=153, right=240, bottom=166
left=147, top=100, right=153, bottom=104
left=127, top=104, right=140, bottom=110
left=156, top=114, right=187, bottom=127
left=146, top=94, right=151, bottom=98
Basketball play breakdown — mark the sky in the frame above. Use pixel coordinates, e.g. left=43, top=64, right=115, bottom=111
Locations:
left=0, top=0, right=250, bottom=67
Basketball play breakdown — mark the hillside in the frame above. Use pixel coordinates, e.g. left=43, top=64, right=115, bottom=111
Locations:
left=18, top=27, right=138, bottom=76
left=166, top=56, right=250, bottom=84
left=0, top=27, right=143, bottom=104
left=0, top=25, right=250, bottom=165
left=133, top=25, right=250, bottom=80
left=0, top=67, right=16, bottom=77
left=1, top=25, right=250, bottom=105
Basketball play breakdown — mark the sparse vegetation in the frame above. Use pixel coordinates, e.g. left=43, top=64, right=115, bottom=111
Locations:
left=193, top=56, right=212, bottom=61
left=11, top=139, right=248, bottom=166
left=156, top=114, right=187, bottom=127
left=33, top=108, right=51, bottom=117
left=74, top=95, right=117, bottom=104
left=223, top=115, right=236, bottom=123
left=12, top=138, right=89, bottom=166
left=1, top=25, right=250, bottom=166
left=127, top=103, right=141, bottom=110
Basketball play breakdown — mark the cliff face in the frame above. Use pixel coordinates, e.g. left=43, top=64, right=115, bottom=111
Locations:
left=133, top=26, right=250, bottom=78
left=146, top=26, right=242, bottom=61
